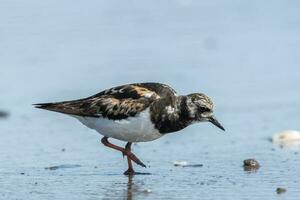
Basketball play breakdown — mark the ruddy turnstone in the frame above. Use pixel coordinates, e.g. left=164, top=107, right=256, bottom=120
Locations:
left=34, top=82, right=225, bottom=175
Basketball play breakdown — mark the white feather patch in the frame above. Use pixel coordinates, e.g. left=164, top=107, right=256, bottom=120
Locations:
left=72, top=108, right=162, bottom=142
left=165, top=105, right=175, bottom=114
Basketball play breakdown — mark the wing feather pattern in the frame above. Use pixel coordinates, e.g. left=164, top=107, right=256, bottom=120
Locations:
left=34, top=82, right=176, bottom=120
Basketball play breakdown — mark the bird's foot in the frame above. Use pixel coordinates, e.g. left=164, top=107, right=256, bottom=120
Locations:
left=123, top=169, right=151, bottom=176
left=123, top=151, right=146, bottom=168
left=123, top=168, right=135, bottom=176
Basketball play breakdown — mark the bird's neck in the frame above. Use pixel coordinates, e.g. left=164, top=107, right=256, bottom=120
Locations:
left=150, top=95, right=193, bottom=134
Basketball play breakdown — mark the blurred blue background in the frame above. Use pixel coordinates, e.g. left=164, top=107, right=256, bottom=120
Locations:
left=1, top=1, right=300, bottom=199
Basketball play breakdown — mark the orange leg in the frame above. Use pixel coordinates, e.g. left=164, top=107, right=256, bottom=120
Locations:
left=123, top=142, right=135, bottom=175
left=101, top=137, right=146, bottom=174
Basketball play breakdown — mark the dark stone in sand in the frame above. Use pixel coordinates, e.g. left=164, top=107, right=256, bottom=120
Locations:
left=45, top=164, right=81, bottom=170
left=276, top=187, right=286, bottom=194
left=243, top=159, right=260, bottom=171
left=183, top=164, right=203, bottom=168
left=0, top=111, right=9, bottom=118
left=45, top=166, right=60, bottom=170
left=20, top=172, right=25, bottom=175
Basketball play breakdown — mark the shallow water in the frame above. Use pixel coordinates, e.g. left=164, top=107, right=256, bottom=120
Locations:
left=1, top=0, right=300, bottom=199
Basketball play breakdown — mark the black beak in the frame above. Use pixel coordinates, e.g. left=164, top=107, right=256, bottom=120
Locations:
left=209, top=116, right=225, bottom=131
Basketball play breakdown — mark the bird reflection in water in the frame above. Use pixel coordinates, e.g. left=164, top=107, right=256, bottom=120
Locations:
left=124, top=174, right=152, bottom=200
left=126, top=175, right=134, bottom=200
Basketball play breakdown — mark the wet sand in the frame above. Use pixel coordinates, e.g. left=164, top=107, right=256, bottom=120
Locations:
left=1, top=0, right=300, bottom=199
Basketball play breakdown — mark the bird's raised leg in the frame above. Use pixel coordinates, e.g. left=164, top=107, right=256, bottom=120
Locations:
left=123, top=142, right=135, bottom=175
left=101, top=137, right=146, bottom=168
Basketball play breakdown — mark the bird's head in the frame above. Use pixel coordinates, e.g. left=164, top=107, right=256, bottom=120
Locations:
left=186, top=93, right=225, bottom=131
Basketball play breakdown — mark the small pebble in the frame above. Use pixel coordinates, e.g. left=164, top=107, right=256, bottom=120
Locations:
left=173, top=161, right=188, bottom=167
left=244, top=159, right=260, bottom=167
left=243, top=159, right=260, bottom=171
left=45, top=166, right=59, bottom=170
left=20, top=172, right=25, bottom=175
left=61, top=148, right=66, bottom=152
left=143, top=189, right=152, bottom=193
left=45, top=164, right=81, bottom=170
left=276, top=187, right=286, bottom=194
left=0, top=111, right=9, bottom=118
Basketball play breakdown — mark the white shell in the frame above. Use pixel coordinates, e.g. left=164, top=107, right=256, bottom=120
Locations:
left=173, top=160, right=188, bottom=166
left=72, top=108, right=162, bottom=142
left=272, top=130, right=300, bottom=145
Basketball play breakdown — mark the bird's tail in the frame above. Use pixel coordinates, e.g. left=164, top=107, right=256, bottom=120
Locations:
left=33, top=102, right=75, bottom=115
left=33, top=103, right=55, bottom=109
left=33, top=98, right=94, bottom=117
left=34, top=102, right=61, bottom=111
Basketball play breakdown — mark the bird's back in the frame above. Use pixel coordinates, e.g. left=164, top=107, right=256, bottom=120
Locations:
left=34, top=82, right=177, bottom=119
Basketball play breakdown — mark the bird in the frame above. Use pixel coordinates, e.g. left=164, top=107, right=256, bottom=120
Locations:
left=34, top=82, right=225, bottom=175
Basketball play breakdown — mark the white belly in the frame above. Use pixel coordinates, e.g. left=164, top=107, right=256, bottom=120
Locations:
left=72, top=108, right=162, bottom=142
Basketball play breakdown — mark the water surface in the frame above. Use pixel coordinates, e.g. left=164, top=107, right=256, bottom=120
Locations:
left=1, top=0, right=300, bottom=199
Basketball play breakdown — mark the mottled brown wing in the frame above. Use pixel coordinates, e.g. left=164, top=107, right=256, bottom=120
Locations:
left=34, top=83, right=171, bottom=120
